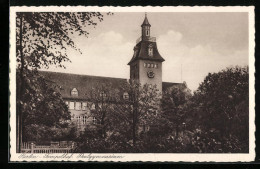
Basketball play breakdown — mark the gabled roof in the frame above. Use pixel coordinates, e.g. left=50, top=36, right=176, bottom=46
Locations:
left=128, top=41, right=165, bottom=65
left=40, top=71, right=127, bottom=100
left=40, top=71, right=184, bottom=100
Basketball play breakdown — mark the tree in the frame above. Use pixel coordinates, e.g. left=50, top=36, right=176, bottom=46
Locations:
left=161, top=84, right=191, bottom=142
left=16, top=12, right=109, bottom=152
left=111, top=80, right=161, bottom=148
left=191, top=66, right=249, bottom=152
left=84, top=82, right=118, bottom=138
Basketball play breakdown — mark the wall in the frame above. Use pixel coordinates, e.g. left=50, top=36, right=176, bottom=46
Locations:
left=138, top=60, right=162, bottom=93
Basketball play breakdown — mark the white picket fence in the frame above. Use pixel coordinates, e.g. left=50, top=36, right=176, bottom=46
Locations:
left=21, top=142, right=74, bottom=153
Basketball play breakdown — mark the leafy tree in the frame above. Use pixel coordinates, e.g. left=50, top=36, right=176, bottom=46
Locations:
left=111, top=80, right=161, bottom=148
left=191, top=66, right=249, bottom=152
left=16, top=12, right=108, bottom=152
left=161, top=84, right=192, bottom=142
left=74, top=80, right=162, bottom=152
left=84, top=82, right=119, bottom=137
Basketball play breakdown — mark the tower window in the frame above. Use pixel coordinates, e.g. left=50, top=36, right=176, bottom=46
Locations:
left=146, top=30, right=149, bottom=36
left=155, top=64, right=158, bottom=68
left=148, top=47, right=153, bottom=56
left=144, top=63, right=147, bottom=68
left=151, top=63, right=154, bottom=68
left=147, top=63, right=150, bottom=68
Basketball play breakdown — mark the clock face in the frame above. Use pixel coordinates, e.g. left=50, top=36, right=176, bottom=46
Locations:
left=147, top=70, right=155, bottom=78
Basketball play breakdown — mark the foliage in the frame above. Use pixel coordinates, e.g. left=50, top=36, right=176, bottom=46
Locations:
left=16, top=12, right=109, bottom=146
left=18, top=70, right=70, bottom=127
left=161, top=84, right=192, bottom=140
left=16, top=12, right=105, bottom=70
left=111, top=80, right=161, bottom=147
left=73, top=66, right=249, bottom=153
left=190, top=66, right=249, bottom=152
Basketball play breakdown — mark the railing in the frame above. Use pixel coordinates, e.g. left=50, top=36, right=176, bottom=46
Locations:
left=21, top=142, right=74, bottom=153
left=136, top=36, right=156, bottom=44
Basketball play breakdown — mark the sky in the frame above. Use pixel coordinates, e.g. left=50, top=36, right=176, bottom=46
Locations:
left=45, top=12, right=249, bottom=91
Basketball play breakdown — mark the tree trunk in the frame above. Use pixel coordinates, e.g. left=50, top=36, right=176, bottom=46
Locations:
left=132, top=101, right=137, bottom=147
left=101, top=110, right=106, bottom=138
left=175, top=124, right=179, bottom=143
left=17, top=13, right=24, bottom=153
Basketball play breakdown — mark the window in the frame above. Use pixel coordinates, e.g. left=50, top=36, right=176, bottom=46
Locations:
left=91, top=103, right=95, bottom=110
left=154, top=64, right=158, bottom=69
left=75, top=102, right=81, bottom=110
left=123, top=92, right=129, bottom=100
left=144, top=63, right=147, bottom=68
left=83, top=116, right=87, bottom=124
left=65, top=101, right=69, bottom=105
left=71, top=88, right=78, bottom=96
left=93, top=117, right=97, bottom=124
left=146, top=30, right=149, bottom=36
left=148, top=47, right=153, bottom=56
left=147, top=63, right=150, bottom=68
left=100, top=91, right=107, bottom=100
left=71, top=114, right=75, bottom=120
left=82, top=102, right=87, bottom=111
left=151, top=63, right=154, bottom=68
left=69, top=102, right=75, bottom=110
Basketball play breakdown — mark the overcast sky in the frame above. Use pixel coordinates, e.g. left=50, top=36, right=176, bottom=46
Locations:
left=45, top=12, right=249, bottom=91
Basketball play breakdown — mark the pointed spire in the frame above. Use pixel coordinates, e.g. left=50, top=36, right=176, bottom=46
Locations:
left=142, top=12, right=151, bottom=27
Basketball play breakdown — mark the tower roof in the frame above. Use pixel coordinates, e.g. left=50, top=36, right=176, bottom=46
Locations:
left=127, top=41, right=165, bottom=65
left=141, top=13, right=151, bottom=27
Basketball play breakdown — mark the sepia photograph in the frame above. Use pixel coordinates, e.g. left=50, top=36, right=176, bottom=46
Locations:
left=9, top=6, right=255, bottom=162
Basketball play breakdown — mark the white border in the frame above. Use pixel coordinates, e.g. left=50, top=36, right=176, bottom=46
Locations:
left=9, top=6, right=255, bottom=162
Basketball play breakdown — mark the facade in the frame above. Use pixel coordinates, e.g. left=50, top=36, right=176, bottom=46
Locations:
left=41, top=14, right=188, bottom=132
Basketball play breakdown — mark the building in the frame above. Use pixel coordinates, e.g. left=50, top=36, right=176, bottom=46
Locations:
left=41, top=14, right=188, bottom=132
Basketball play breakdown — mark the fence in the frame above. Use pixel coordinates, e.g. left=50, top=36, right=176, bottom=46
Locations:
left=21, top=142, right=74, bottom=153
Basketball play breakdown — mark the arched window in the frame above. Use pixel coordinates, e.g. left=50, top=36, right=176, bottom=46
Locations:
left=71, top=88, right=78, bottom=96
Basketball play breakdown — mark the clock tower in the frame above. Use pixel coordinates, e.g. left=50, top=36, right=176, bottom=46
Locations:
left=128, top=14, right=165, bottom=93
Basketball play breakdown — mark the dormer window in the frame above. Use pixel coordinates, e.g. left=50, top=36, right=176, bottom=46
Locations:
left=148, top=45, right=153, bottom=57
left=123, top=92, right=129, bottom=100
left=71, top=88, right=78, bottom=96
